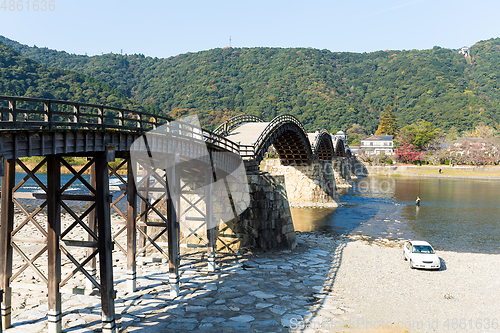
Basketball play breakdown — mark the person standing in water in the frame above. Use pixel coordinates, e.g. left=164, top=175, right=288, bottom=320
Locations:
left=415, top=196, right=421, bottom=205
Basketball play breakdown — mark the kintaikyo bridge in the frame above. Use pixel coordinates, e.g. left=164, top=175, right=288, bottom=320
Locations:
left=0, top=96, right=358, bottom=333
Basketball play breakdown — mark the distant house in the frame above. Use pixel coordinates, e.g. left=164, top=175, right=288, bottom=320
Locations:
left=360, top=135, right=394, bottom=155
left=459, top=46, right=470, bottom=57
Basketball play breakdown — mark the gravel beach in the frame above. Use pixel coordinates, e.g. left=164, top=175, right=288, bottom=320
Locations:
left=4, top=230, right=500, bottom=333
left=332, top=238, right=500, bottom=333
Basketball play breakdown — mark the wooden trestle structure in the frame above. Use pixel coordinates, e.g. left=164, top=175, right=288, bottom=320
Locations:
left=0, top=152, right=223, bottom=333
left=0, top=95, right=348, bottom=333
left=0, top=96, right=242, bottom=333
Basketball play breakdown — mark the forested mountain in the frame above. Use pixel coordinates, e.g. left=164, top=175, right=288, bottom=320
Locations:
left=0, top=41, right=161, bottom=114
left=2, top=35, right=500, bottom=133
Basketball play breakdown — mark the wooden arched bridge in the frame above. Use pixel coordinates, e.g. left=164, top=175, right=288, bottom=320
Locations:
left=0, top=96, right=348, bottom=333
left=214, top=114, right=348, bottom=164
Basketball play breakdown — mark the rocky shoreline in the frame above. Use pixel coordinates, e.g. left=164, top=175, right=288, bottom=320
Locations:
left=4, top=229, right=499, bottom=333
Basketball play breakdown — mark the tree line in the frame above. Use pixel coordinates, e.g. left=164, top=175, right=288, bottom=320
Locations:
left=3, top=35, right=500, bottom=133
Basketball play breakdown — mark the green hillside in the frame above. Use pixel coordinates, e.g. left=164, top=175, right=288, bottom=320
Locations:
left=2, top=35, right=500, bottom=133
left=0, top=41, right=161, bottom=115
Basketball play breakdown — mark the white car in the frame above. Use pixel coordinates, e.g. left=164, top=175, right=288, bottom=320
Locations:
left=403, top=240, right=441, bottom=270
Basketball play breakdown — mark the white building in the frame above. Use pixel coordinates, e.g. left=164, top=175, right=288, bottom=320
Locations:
left=332, top=130, right=347, bottom=142
left=360, top=135, right=394, bottom=155
left=459, top=46, right=470, bottom=57
left=331, top=130, right=348, bottom=150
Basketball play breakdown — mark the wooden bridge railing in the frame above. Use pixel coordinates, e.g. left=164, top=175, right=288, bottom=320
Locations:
left=0, top=96, right=240, bottom=155
left=239, top=145, right=255, bottom=159
left=0, top=95, right=169, bottom=132
left=213, top=114, right=263, bottom=136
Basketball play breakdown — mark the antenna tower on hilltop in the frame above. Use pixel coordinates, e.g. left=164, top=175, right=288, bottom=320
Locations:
left=230, top=36, right=231, bottom=48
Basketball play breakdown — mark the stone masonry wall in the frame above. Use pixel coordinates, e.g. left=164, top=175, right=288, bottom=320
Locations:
left=261, top=159, right=339, bottom=208
left=164, top=171, right=297, bottom=252
left=216, top=172, right=297, bottom=252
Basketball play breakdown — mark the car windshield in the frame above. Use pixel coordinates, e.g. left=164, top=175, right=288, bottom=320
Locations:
left=412, top=245, right=434, bottom=254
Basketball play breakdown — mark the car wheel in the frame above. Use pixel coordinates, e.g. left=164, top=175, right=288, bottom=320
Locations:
left=409, top=260, right=414, bottom=269
left=403, top=251, right=407, bottom=261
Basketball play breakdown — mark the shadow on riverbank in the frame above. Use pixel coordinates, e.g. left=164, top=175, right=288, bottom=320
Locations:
left=111, top=233, right=355, bottom=332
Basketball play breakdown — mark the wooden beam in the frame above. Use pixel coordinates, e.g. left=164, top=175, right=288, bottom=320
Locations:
left=86, top=163, right=97, bottom=291
left=167, top=152, right=180, bottom=298
left=206, top=163, right=216, bottom=272
left=46, top=155, right=61, bottom=333
left=0, top=159, right=15, bottom=330
left=94, top=152, right=116, bottom=333
left=126, top=156, right=137, bottom=292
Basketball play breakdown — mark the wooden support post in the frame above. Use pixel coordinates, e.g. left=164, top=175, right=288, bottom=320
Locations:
left=86, top=163, right=97, bottom=291
left=73, top=105, right=79, bottom=124
left=126, top=157, right=137, bottom=292
left=44, top=102, right=51, bottom=129
left=47, top=155, right=61, bottom=333
left=118, top=110, right=123, bottom=127
left=167, top=152, right=180, bottom=298
left=97, top=107, right=104, bottom=129
left=8, top=100, right=16, bottom=122
left=95, top=152, right=116, bottom=333
left=206, top=166, right=216, bottom=272
left=0, top=289, right=3, bottom=333
left=0, top=159, right=15, bottom=330
left=138, top=169, right=149, bottom=257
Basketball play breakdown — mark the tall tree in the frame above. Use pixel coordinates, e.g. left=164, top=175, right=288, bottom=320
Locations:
left=397, top=120, right=440, bottom=150
left=375, top=106, right=399, bottom=136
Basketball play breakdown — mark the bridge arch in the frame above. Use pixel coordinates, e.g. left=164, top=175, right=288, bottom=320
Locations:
left=313, top=130, right=334, bottom=161
left=222, top=114, right=314, bottom=166
left=334, top=137, right=346, bottom=157
left=252, top=115, right=313, bottom=165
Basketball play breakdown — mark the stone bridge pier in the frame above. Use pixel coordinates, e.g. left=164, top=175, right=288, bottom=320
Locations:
left=261, top=159, right=341, bottom=208
left=333, top=157, right=355, bottom=188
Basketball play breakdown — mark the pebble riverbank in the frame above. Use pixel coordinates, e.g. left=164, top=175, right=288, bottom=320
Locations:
left=5, top=232, right=500, bottom=333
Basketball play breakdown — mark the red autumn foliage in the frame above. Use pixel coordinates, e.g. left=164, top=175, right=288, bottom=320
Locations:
left=395, top=143, right=423, bottom=163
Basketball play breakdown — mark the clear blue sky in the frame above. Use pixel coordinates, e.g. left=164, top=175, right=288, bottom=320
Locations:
left=1, top=0, right=499, bottom=58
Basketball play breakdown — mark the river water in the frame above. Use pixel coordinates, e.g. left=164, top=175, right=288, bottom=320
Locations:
left=7, top=173, right=500, bottom=254
left=291, top=176, right=500, bottom=254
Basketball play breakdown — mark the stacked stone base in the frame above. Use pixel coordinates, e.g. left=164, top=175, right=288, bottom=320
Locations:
left=216, top=172, right=296, bottom=252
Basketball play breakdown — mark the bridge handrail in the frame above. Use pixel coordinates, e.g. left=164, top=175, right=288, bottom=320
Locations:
left=213, top=114, right=263, bottom=136
left=0, top=95, right=171, bottom=132
left=0, top=95, right=240, bottom=155
left=253, top=114, right=308, bottom=157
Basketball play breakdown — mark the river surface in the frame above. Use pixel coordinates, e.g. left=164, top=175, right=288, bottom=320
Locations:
left=7, top=173, right=500, bottom=254
left=291, top=176, right=500, bottom=254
